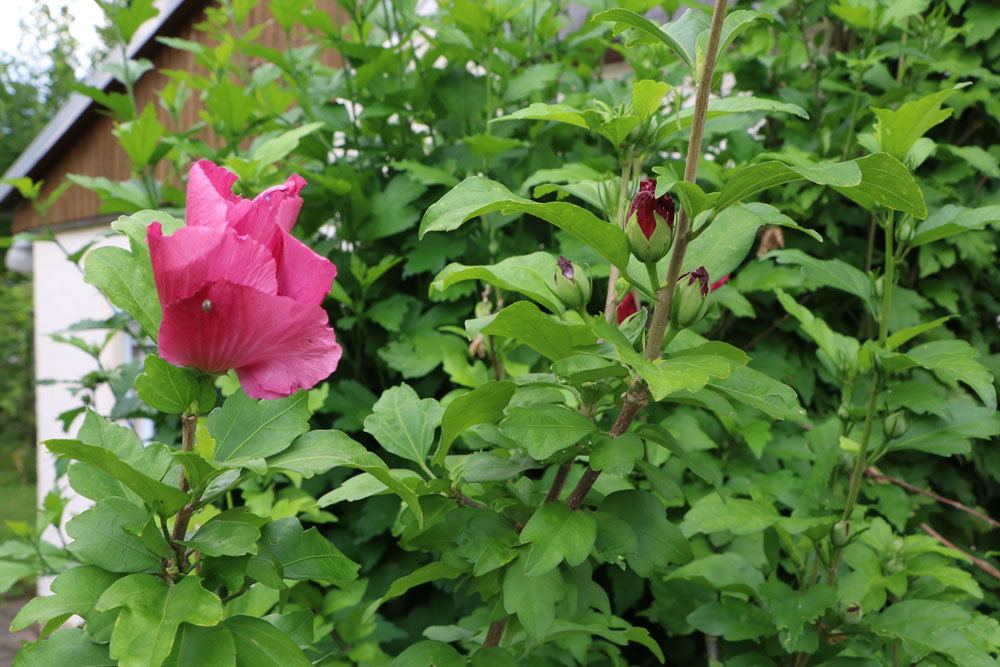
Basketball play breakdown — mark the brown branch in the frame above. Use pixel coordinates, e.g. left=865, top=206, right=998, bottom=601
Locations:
left=920, top=523, right=1000, bottom=582
left=484, top=618, right=507, bottom=647
left=170, top=413, right=198, bottom=571
left=545, top=462, right=572, bottom=503
left=564, top=0, right=730, bottom=511
left=866, top=467, right=1000, bottom=529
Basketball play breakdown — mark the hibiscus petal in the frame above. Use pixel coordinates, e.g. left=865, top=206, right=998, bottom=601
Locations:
left=185, top=160, right=244, bottom=228
left=148, top=223, right=278, bottom=306
left=231, top=174, right=306, bottom=247
left=275, top=230, right=337, bottom=305
left=158, top=281, right=341, bottom=398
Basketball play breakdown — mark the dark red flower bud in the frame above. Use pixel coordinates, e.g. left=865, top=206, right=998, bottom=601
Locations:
left=626, top=179, right=675, bottom=240
left=616, top=292, right=639, bottom=324
left=552, top=256, right=591, bottom=309
left=557, top=255, right=575, bottom=280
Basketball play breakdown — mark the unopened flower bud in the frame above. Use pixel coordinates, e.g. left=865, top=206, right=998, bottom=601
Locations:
left=895, top=217, right=915, bottom=246
left=840, top=601, right=863, bottom=625
left=885, top=557, right=905, bottom=574
left=616, top=292, right=639, bottom=324
left=552, top=256, right=591, bottom=310
left=671, top=266, right=712, bottom=328
left=832, top=520, right=852, bottom=547
left=625, top=179, right=674, bottom=263
left=883, top=411, right=909, bottom=439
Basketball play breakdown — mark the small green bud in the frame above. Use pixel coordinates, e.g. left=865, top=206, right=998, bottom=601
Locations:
left=883, top=411, right=909, bottom=439
left=552, top=256, right=591, bottom=310
left=840, top=601, right=863, bottom=625
left=874, top=276, right=884, bottom=300
left=671, top=267, right=712, bottom=328
left=885, top=557, right=905, bottom=574
left=832, top=520, right=852, bottom=547
left=837, top=404, right=851, bottom=421
left=895, top=217, right=915, bottom=246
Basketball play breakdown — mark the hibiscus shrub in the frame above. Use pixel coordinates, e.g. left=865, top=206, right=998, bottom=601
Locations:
left=6, top=0, right=1000, bottom=665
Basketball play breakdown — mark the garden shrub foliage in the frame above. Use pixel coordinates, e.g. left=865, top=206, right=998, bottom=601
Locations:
left=4, top=0, right=1000, bottom=665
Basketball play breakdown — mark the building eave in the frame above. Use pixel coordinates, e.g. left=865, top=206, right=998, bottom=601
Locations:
left=0, top=0, right=203, bottom=208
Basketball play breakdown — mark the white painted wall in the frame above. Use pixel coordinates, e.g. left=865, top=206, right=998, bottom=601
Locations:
left=33, top=225, right=131, bottom=594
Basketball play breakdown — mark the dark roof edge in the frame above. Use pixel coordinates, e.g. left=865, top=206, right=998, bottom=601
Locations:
left=0, top=0, right=201, bottom=207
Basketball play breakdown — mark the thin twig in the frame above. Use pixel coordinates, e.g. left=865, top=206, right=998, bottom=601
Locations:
left=920, top=523, right=1000, bottom=582
left=866, top=468, right=1000, bottom=529
left=545, top=462, right=572, bottom=503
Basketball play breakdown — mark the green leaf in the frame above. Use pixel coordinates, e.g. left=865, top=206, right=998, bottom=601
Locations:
left=600, top=490, right=692, bottom=575
left=636, top=424, right=722, bottom=492
left=873, top=86, right=963, bottom=161
left=911, top=204, right=1000, bottom=246
left=886, top=340, right=996, bottom=409
left=502, top=553, right=566, bottom=638
left=136, top=354, right=216, bottom=414
left=364, top=561, right=465, bottom=621
left=688, top=598, right=775, bottom=641
left=252, top=122, right=324, bottom=164
left=679, top=204, right=822, bottom=283
left=364, top=383, right=443, bottom=466
left=832, top=152, right=927, bottom=219
left=181, top=508, right=263, bottom=557
left=11, top=565, right=121, bottom=632
left=491, top=102, right=588, bottom=128
left=760, top=581, right=836, bottom=652
left=867, top=600, right=996, bottom=667
left=114, top=103, right=164, bottom=169
left=303, top=430, right=423, bottom=524
left=593, top=7, right=707, bottom=69
left=69, top=411, right=175, bottom=505
left=46, top=439, right=188, bottom=515
left=0, top=560, right=35, bottom=595
left=594, top=320, right=735, bottom=401
left=111, top=210, right=184, bottom=247
left=432, top=252, right=564, bottom=314
left=682, top=494, right=779, bottom=536
left=767, top=249, right=873, bottom=302
left=390, top=641, right=465, bottom=667
left=775, top=289, right=860, bottom=375
left=162, top=625, right=235, bottom=667
left=659, top=96, right=809, bottom=140
left=94, top=574, right=223, bottom=667
left=224, top=615, right=311, bottom=667
left=207, top=389, right=310, bottom=465
left=66, top=498, right=167, bottom=573
left=498, top=405, right=596, bottom=460
left=888, top=404, right=1000, bottom=456
left=885, top=316, right=952, bottom=351
left=590, top=433, right=644, bottom=476
left=519, top=503, right=598, bottom=576
left=715, top=160, right=862, bottom=211
left=466, top=301, right=598, bottom=361
left=83, top=245, right=160, bottom=338
left=253, top=517, right=358, bottom=585
left=669, top=552, right=764, bottom=595
left=501, top=63, right=562, bottom=103
left=14, top=629, right=114, bottom=667
left=435, top=381, right=516, bottom=465
left=420, top=177, right=630, bottom=271
left=631, top=79, right=670, bottom=120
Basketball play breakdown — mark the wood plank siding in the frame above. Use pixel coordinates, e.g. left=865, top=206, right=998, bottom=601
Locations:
left=12, top=0, right=342, bottom=231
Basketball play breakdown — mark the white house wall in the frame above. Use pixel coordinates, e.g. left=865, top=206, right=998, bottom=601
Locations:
left=33, top=225, right=131, bottom=594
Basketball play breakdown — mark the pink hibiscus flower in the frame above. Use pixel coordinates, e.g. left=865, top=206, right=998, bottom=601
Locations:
left=149, top=160, right=341, bottom=399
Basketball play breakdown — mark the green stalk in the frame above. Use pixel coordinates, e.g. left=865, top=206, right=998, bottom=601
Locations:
left=829, top=211, right=894, bottom=583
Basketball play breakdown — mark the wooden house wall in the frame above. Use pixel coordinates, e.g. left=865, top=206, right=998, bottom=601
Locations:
left=13, top=0, right=342, bottom=231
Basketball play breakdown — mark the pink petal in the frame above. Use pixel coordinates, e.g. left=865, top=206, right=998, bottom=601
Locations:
left=148, top=223, right=278, bottom=306
left=230, top=174, right=306, bottom=246
left=185, top=160, right=244, bottom=228
left=275, top=230, right=337, bottom=305
left=158, top=280, right=341, bottom=398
